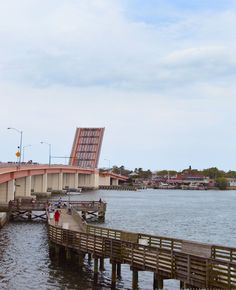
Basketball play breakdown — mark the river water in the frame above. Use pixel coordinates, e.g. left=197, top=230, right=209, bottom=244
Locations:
left=0, top=189, right=236, bottom=290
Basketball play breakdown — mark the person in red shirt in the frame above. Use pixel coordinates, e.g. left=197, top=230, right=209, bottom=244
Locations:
left=54, top=210, right=60, bottom=226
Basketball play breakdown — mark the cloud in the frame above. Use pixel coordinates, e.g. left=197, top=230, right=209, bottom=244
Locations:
left=0, top=1, right=236, bottom=170
left=0, top=0, right=235, bottom=91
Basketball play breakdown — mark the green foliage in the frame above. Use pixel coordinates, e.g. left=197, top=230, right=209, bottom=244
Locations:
left=202, top=167, right=225, bottom=179
left=215, top=177, right=228, bottom=190
left=225, top=171, right=236, bottom=178
left=156, top=170, right=177, bottom=176
left=112, top=165, right=132, bottom=176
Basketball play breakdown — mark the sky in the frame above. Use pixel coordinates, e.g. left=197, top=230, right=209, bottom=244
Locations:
left=0, top=0, right=236, bottom=171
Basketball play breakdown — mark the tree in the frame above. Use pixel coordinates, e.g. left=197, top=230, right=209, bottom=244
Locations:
left=215, top=177, right=228, bottom=190
left=202, top=167, right=225, bottom=179
left=225, top=171, right=236, bottom=178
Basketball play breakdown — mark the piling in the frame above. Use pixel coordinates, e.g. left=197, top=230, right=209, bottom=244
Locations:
left=111, top=262, right=117, bottom=289
left=132, top=268, right=139, bottom=290
left=94, top=257, right=99, bottom=284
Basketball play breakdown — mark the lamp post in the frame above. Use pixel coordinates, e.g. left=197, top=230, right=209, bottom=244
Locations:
left=7, top=127, right=23, bottom=167
left=22, top=144, right=32, bottom=163
left=104, top=158, right=111, bottom=171
left=40, top=141, right=52, bottom=166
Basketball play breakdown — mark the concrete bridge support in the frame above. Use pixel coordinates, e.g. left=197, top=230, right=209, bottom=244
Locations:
left=74, top=173, right=78, bottom=189
left=7, top=180, right=15, bottom=201
left=111, top=178, right=119, bottom=186
left=78, top=173, right=99, bottom=189
left=47, top=173, right=60, bottom=191
left=43, top=173, right=47, bottom=192
left=99, top=175, right=110, bottom=186
left=63, top=173, right=75, bottom=189
left=15, top=176, right=31, bottom=197
left=0, top=183, right=7, bottom=203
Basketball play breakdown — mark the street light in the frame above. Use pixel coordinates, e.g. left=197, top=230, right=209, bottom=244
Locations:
left=22, top=144, right=32, bottom=162
left=7, top=127, right=23, bottom=167
left=104, top=158, right=111, bottom=171
left=40, top=141, right=52, bottom=166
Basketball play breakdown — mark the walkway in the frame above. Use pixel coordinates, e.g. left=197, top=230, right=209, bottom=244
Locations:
left=48, top=205, right=236, bottom=290
left=48, top=208, right=85, bottom=232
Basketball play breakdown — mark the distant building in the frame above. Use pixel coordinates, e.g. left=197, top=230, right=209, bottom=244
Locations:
left=227, top=178, right=236, bottom=187
left=69, top=128, right=105, bottom=168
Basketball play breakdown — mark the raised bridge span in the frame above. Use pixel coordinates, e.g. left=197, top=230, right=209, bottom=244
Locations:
left=0, top=164, right=127, bottom=205
left=48, top=203, right=236, bottom=290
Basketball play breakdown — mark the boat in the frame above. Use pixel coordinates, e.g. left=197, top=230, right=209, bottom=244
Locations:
left=159, top=182, right=176, bottom=189
left=66, top=188, right=82, bottom=195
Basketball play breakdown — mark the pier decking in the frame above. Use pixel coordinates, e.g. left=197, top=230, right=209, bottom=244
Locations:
left=48, top=203, right=236, bottom=289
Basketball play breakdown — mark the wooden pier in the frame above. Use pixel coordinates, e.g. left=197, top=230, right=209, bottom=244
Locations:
left=48, top=204, right=236, bottom=289
left=7, top=198, right=106, bottom=222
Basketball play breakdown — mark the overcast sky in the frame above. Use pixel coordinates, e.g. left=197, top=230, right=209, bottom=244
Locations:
left=0, top=0, right=236, bottom=171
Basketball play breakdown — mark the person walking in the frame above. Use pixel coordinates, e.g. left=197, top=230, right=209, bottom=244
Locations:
left=54, top=210, right=60, bottom=226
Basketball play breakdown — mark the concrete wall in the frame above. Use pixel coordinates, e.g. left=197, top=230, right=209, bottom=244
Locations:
left=14, top=176, right=31, bottom=197
left=78, top=174, right=94, bottom=188
left=15, top=177, right=26, bottom=197
left=111, top=178, right=119, bottom=186
left=99, top=176, right=111, bottom=186
left=31, top=175, right=43, bottom=192
left=47, top=173, right=60, bottom=190
left=0, top=183, right=7, bottom=203
left=63, top=173, right=75, bottom=189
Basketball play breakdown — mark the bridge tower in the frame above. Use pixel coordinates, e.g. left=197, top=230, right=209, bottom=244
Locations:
left=69, top=128, right=105, bottom=168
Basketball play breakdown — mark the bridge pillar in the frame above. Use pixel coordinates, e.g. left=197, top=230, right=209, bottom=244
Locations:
left=7, top=180, right=15, bottom=201
left=111, top=262, right=117, bottom=289
left=42, top=173, right=48, bottom=192
left=93, top=172, right=99, bottom=189
left=74, top=173, right=78, bottom=189
left=59, top=173, right=63, bottom=191
left=132, top=268, right=139, bottom=290
left=0, top=182, right=7, bottom=203
left=111, top=178, right=119, bottom=186
left=25, top=176, right=31, bottom=196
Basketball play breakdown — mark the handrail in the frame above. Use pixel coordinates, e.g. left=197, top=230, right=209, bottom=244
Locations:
left=48, top=224, right=236, bottom=289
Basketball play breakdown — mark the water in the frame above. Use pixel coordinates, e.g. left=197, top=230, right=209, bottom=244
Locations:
left=0, top=189, right=236, bottom=289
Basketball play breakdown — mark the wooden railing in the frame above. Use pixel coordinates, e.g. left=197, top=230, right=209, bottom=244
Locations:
left=49, top=200, right=106, bottom=212
left=9, top=200, right=47, bottom=211
left=48, top=224, right=236, bottom=288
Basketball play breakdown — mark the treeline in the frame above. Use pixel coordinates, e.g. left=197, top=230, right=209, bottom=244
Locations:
left=156, top=167, right=236, bottom=179
left=109, top=166, right=236, bottom=180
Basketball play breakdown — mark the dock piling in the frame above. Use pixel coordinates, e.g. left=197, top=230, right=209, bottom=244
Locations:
left=111, top=262, right=117, bottom=289
left=132, top=268, right=139, bottom=290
